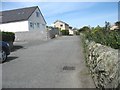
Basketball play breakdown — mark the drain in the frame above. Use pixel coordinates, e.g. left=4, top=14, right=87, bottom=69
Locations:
left=63, top=66, right=75, bottom=70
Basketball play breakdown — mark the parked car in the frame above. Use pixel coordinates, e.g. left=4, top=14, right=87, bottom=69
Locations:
left=0, top=41, right=10, bottom=62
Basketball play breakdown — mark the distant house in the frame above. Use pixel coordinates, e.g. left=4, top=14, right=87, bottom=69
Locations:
left=69, top=26, right=74, bottom=35
left=110, top=25, right=119, bottom=30
left=54, top=20, right=69, bottom=30
left=0, top=6, right=46, bottom=32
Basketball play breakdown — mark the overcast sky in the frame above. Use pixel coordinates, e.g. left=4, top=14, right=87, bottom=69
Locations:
left=0, top=1, right=119, bottom=28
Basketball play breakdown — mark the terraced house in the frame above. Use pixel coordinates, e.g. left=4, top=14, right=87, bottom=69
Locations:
left=0, top=6, right=46, bottom=32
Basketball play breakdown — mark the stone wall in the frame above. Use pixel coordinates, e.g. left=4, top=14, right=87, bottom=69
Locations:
left=81, top=34, right=119, bottom=88
left=47, top=27, right=61, bottom=39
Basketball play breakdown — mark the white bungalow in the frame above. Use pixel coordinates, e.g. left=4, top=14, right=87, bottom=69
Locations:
left=0, top=6, right=46, bottom=32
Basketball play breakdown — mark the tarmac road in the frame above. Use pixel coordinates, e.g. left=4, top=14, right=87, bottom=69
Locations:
left=2, top=36, right=95, bottom=88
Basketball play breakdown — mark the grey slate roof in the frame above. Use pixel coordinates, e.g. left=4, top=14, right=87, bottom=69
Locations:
left=0, top=6, right=46, bottom=24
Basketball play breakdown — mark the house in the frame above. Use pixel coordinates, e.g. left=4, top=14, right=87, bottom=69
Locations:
left=110, top=25, right=119, bottom=30
left=54, top=20, right=69, bottom=30
left=0, top=6, right=46, bottom=32
left=69, top=26, right=74, bottom=35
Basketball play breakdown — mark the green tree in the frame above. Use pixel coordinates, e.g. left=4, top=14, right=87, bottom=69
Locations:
left=105, top=21, right=111, bottom=31
left=79, top=26, right=90, bottom=32
left=115, top=21, right=120, bottom=29
left=61, top=30, right=69, bottom=35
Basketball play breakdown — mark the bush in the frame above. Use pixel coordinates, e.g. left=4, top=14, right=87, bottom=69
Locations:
left=80, top=26, right=120, bottom=49
left=75, top=31, right=80, bottom=35
left=79, top=26, right=90, bottom=32
left=61, top=30, right=69, bottom=35
left=0, top=31, right=15, bottom=42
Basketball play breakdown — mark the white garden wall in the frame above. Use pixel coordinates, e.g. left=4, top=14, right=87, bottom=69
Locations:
left=0, top=21, right=29, bottom=32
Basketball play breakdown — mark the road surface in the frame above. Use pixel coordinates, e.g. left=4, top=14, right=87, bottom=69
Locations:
left=2, top=36, right=95, bottom=88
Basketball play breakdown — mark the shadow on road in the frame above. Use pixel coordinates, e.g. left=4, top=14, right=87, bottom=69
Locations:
left=11, top=45, right=24, bottom=52
left=3, top=56, right=19, bottom=63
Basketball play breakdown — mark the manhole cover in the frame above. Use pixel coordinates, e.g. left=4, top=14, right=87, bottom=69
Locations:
left=63, top=66, right=75, bottom=70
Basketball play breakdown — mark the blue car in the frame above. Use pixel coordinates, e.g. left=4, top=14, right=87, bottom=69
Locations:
left=0, top=41, right=10, bottom=62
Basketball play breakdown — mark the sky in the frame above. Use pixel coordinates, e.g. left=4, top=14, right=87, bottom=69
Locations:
left=0, top=1, right=119, bottom=28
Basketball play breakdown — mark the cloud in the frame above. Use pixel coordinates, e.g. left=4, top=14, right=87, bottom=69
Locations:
left=1, top=2, right=97, bottom=17
left=68, top=12, right=117, bottom=28
left=40, top=2, right=97, bottom=17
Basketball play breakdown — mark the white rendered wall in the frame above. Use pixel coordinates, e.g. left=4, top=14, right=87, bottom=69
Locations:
left=0, top=21, right=29, bottom=32
left=54, top=21, right=66, bottom=30
left=69, top=29, right=74, bottom=35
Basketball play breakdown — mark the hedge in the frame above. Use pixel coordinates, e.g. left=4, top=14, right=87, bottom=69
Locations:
left=0, top=31, right=15, bottom=42
left=83, top=29, right=120, bottom=49
left=61, top=30, right=69, bottom=35
left=79, top=25, right=120, bottom=49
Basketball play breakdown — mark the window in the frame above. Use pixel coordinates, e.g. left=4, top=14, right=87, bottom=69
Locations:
left=37, top=23, right=40, bottom=28
left=30, top=22, right=34, bottom=28
left=30, top=22, right=33, bottom=27
left=60, top=24, right=63, bottom=27
left=36, top=12, right=39, bottom=17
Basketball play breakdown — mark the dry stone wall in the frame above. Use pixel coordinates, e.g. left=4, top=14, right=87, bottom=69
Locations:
left=81, top=33, right=119, bottom=88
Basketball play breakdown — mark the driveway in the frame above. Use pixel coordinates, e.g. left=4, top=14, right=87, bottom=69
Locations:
left=2, top=36, right=95, bottom=88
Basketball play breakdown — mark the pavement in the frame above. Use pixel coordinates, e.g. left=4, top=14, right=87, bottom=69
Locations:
left=2, top=36, right=95, bottom=88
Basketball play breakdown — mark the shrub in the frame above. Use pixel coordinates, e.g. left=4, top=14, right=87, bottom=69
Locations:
left=0, top=31, right=15, bottom=42
left=61, top=30, right=69, bottom=35
left=80, top=26, right=120, bottom=49
left=79, top=26, right=90, bottom=33
left=75, top=31, right=80, bottom=35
